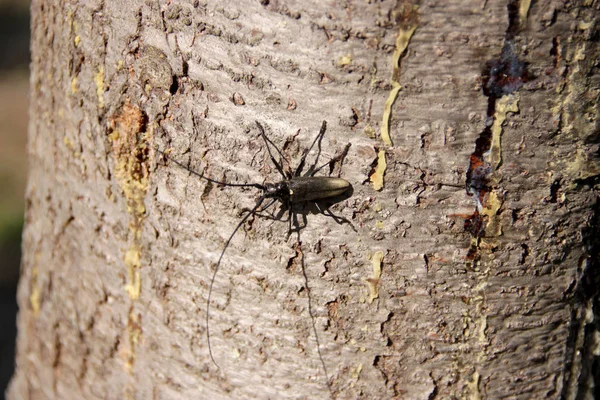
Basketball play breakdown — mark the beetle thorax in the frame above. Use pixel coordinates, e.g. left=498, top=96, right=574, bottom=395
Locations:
left=264, top=181, right=290, bottom=200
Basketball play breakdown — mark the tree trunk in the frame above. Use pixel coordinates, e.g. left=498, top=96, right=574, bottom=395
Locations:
left=9, top=0, right=599, bottom=399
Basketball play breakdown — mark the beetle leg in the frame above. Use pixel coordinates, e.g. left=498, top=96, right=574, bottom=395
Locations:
left=295, top=120, right=326, bottom=177
left=314, top=202, right=323, bottom=213
left=248, top=200, right=287, bottom=220
left=259, top=198, right=278, bottom=213
left=287, top=207, right=293, bottom=238
left=319, top=206, right=357, bottom=232
left=308, top=143, right=351, bottom=177
left=300, top=212, right=308, bottom=233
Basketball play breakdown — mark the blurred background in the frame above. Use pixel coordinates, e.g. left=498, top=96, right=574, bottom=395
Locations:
left=0, top=0, right=29, bottom=398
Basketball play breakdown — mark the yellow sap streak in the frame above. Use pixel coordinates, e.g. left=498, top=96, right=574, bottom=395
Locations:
left=465, top=371, right=482, bottom=400
left=94, top=66, right=105, bottom=108
left=109, top=102, right=150, bottom=302
left=490, top=95, right=519, bottom=170
left=381, top=22, right=418, bottom=146
left=482, top=191, right=503, bottom=238
left=482, top=95, right=517, bottom=239
left=381, top=83, right=402, bottom=146
left=370, top=150, right=386, bottom=191
left=519, top=0, right=532, bottom=26
left=29, top=263, right=40, bottom=316
left=553, top=39, right=600, bottom=180
left=337, top=54, right=352, bottom=67
left=125, top=309, right=142, bottom=373
left=124, top=246, right=142, bottom=300
left=108, top=103, right=150, bottom=386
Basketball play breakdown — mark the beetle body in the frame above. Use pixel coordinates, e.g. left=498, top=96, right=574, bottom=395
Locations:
left=264, top=176, right=350, bottom=203
left=287, top=176, right=351, bottom=203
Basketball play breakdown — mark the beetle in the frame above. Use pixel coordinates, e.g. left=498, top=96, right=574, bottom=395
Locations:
left=156, top=120, right=352, bottom=368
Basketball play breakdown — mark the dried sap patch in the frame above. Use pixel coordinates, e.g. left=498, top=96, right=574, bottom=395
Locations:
left=370, top=150, right=387, bottom=191
left=366, top=251, right=383, bottom=303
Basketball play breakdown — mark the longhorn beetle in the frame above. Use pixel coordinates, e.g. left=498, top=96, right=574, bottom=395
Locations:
left=156, top=120, right=352, bottom=368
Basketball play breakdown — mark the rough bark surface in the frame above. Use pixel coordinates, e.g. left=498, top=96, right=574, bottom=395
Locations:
left=9, top=0, right=599, bottom=399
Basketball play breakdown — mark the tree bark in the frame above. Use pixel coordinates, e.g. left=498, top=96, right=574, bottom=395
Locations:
left=9, top=0, right=599, bottom=399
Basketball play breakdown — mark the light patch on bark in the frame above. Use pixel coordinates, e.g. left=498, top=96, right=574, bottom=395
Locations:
left=365, top=251, right=383, bottom=303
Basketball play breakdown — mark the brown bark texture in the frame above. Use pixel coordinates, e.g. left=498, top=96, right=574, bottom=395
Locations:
left=8, top=0, right=600, bottom=399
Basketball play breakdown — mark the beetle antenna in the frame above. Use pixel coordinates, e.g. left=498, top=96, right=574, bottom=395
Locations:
left=155, top=147, right=265, bottom=190
left=206, top=196, right=267, bottom=368
left=255, top=121, right=290, bottom=180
